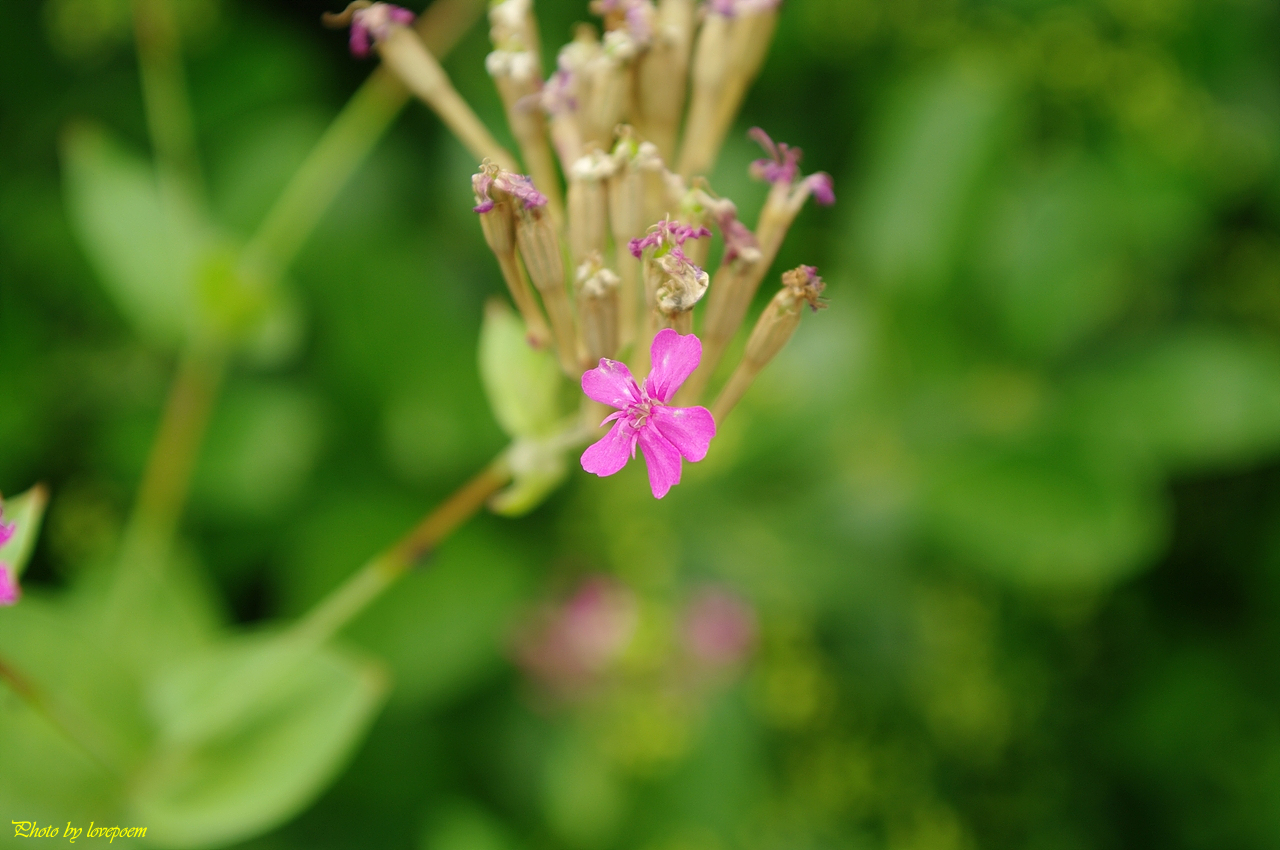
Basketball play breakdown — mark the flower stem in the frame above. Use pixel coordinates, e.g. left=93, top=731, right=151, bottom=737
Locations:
left=131, top=0, right=203, bottom=203
left=106, top=347, right=225, bottom=627
left=292, top=458, right=512, bottom=646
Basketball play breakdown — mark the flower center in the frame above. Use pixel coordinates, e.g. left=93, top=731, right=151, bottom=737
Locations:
left=628, top=400, right=657, bottom=429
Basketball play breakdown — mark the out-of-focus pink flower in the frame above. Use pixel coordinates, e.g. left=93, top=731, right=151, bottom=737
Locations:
left=515, top=577, right=638, bottom=691
left=747, top=127, right=835, bottom=207
left=683, top=587, right=756, bottom=667
left=346, top=3, right=415, bottom=58
left=580, top=330, right=717, bottom=499
left=0, top=564, right=19, bottom=607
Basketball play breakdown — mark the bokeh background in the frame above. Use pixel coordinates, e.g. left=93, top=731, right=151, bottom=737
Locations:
left=6, top=0, right=1280, bottom=847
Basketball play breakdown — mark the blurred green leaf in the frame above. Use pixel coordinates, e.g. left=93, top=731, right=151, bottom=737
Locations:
left=478, top=299, right=563, bottom=439
left=923, top=445, right=1167, bottom=588
left=0, top=594, right=146, bottom=825
left=136, top=634, right=387, bottom=848
left=855, top=56, right=1012, bottom=295
left=1068, top=329, right=1280, bottom=472
left=420, top=800, right=519, bottom=850
left=61, top=124, right=209, bottom=345
left=192, top=381, right=324, bottom=519
left=979, top=159, right=1129, bottom=357
left=1, top=484, right=49, bottom=579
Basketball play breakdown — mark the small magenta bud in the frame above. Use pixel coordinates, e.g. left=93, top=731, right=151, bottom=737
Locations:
left=323, top=2, right=415, bottom=58
left=0, top=564, right=19, bottom=607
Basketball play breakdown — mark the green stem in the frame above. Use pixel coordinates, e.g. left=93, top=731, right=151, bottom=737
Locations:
left=293, top=457, right=512, bottom=646
left=107, top=347, right=225, bottom=626
left=242, top=0, right=485, bottom=276
left=131, top=0, right=203, bottom=203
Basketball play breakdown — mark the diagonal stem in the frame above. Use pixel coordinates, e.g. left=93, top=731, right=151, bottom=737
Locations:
left=0, top=654, right=123, bottom=778
left=293, top=458, right=512, bottom=647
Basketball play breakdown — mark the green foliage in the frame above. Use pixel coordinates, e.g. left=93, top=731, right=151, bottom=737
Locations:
left=134, top=637, right=386, bottom=849
left=477, top=298, right=571, bottom=515
left=10, top=0, right=1280, bottom=848
left=61, top=125, right=209, bottom=346
left=478, top=299, right=563, bottom=440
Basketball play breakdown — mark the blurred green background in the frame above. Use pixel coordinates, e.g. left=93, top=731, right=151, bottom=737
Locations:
left=6, top=0, right=1280, bottom=847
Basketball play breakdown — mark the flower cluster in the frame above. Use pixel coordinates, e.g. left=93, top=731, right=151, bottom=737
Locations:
left=333, top=0, right=834, bottom=499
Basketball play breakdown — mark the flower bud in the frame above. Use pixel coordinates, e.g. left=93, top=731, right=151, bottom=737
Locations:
left=473, top=163, right=552, bottom=346
left=567, top=150, right=615, bottom=267
left=711, top=265, right=826, bottom=422
left=576, top=254, right=621, bottom=364
left=515, top=205, right=578, bottom=373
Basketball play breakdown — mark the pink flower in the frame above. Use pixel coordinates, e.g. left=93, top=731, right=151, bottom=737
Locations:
left=513, top=577, right=637, bottom=694
left=346, top=3, right=415, bottom=58
left=581, top=329, right=717, bottom=499
left=0, top=564, right=19, bottom=607
left=683, top=587, right=757, bottom=667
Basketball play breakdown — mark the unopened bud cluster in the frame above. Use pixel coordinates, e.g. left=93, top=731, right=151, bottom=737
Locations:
left=331, top=0, right=836, bottom=462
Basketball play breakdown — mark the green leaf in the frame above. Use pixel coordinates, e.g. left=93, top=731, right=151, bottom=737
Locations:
left=478, top=299, right=564, bottom=439
left=135, top=633, right=387, bottom=848
left=978, top=159, right=1129, bottom=358
left=854, top=56, right=1012, bottom=295
left=1067, top=329, right=1280, bottom=472
left=61, top=124, right=210, bottom=345
left=1, top=484, right=49, bottom=579
left=192, top=382, right=324, bottom=519
left=922, top=445, right=1167, bottom=589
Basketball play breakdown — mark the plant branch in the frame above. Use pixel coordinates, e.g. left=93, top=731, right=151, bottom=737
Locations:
left=131, top=0, right=203, bottom=202
left=293, top=457, right=512, bottom=647
left=107, top=347, right=225, bottom=624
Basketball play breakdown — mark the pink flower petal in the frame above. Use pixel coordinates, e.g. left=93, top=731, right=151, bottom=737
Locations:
left=581, top=421, right=638, bottom=477
left=637, top=426, right=682, bottom=499
left=0, top=564, right=19, bottom=607
left=349, top=24, right=371, bottom=58
left=0, top=520, right=13, bottom=548
left=582, top=359, right=642, bottom=409
left=651, top=405, right=716, bottom=462
left=644, top=329, right=702, bottom=402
